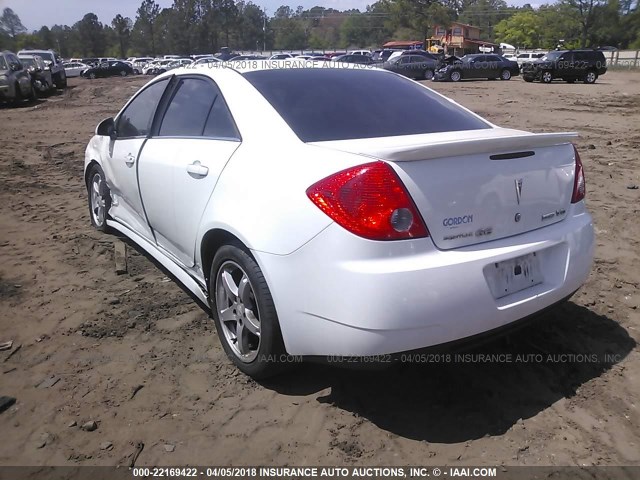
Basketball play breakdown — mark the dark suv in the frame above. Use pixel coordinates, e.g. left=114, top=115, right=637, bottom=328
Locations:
left=522, top=49, right=607, bottom=84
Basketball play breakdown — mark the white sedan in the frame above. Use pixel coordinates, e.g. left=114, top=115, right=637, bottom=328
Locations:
left=84, top=62, right=594, bottom=378
left=64, top=62, right=89, bottom=78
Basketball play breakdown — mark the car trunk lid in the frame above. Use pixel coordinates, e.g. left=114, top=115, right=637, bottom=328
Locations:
left=310, top=128, right=578, bottom=249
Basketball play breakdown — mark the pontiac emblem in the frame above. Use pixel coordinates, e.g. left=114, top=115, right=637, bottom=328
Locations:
left=515, top=179, right=523, bottom=205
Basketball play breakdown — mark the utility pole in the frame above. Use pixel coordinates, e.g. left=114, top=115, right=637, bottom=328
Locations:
left=263, top=8, right=267, bottom=52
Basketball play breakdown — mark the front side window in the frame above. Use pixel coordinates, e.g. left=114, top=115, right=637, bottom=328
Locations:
left=116, top=78, right=169, bottom=138
left=0, top=56, right=9, bottom=70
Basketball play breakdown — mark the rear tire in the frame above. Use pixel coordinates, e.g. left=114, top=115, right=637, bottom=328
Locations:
left=584, top=70, right=597, bottom=84
left=210, top=244, right=289, bottom=379
left=423, top=69, right=434, bottom=81
left=120, top=70, right=127, bottom=77
left=500, top=69, right=511, bottom=80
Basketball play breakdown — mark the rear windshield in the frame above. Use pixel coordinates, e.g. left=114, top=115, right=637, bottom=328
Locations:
left=243, top=68, right=490, bottom=142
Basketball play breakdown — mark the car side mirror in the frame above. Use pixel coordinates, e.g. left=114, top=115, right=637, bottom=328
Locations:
left=96, top=117, right=117, bottom=140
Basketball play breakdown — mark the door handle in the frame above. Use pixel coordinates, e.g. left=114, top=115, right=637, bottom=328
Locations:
left=186, top=161, right=209, bottom=177
left=125, top=153, right=135, bottom=166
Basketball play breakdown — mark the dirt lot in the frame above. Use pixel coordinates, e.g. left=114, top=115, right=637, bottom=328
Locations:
left=0, top=71, right=639, bottom=468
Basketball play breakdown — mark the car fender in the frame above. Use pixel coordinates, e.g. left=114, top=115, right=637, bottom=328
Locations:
left=194, top=142, right=367, bottom=266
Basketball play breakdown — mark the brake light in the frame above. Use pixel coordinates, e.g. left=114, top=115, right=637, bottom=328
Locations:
left=571, top=145, right=586, bottom=203
left=306, top=161, right=429, bottom=240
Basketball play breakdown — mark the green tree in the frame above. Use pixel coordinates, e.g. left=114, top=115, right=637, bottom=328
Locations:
left=0, top=7, right=26, bottom=49
left=75, top=13, right=106, bottom=56
left=112, top=15, right=133, bottom=58
left=494, top=10, right=543, bottom=47
left=562, top=0, right=606, bottom=47
left=134, top=0, right=161, bottom=55
left=236, top=2, right=267, bottom=50
left=458, top=0, right=510, bottom=41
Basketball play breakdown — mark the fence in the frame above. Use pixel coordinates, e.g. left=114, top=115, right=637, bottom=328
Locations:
left=603, top=50, right=640, bottom=68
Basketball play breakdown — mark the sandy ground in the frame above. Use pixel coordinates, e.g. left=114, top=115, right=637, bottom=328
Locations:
left=0, top=71, right=639, bottom=468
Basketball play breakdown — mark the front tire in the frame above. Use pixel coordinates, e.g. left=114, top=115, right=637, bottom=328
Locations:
left=449, top=69, right=461, bottom=82
left=541, top=71, right=553, bottom=83
left=58, top=71, right=67, bottom=89
left=210, top=245, right=288, bottom=379
left=87, top=164, right=111, bottom=232
left=12, top=82, right=23, bottom=105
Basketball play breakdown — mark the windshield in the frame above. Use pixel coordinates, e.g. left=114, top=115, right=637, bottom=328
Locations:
left=35, top=52, right=54, bottom=63
left=0, top=56, right=8, bottom=70
left=243, top=68, right=490, bottom=142
left=20, top=57, right=36, bottom=68
left=541, top=51, right=562, bottom=61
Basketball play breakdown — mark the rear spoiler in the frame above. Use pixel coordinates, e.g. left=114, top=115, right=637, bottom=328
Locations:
left=312, top=131, right=579, bottom=162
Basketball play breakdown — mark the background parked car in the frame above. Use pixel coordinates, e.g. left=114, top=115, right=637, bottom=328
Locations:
left=143, top=59, right=173, bottom=75
left=192, top=57, right=222, bottom=66
left=332, top=54, right=375, bottom=65
left=521, top=49, right=607, bottom=84
left=388, top=49, right=439, bottom=63
left=0, top=50, right=35, bottom=103
left=18, top=48, right=66, bottom=88
left=268, top=53, right=295, bottom=60
left=19, top=54, right=55, bottom=95
left=64, top=61, right=89, bottom=78
left=232, top=55, right=267, bottom=60
left=383, top=54, right=438, bottom=80
left=434, top=54, right=520, bottom=82
left=82, top=60, right=134, bottom=79
left=516, top=52, right=545, bottom=68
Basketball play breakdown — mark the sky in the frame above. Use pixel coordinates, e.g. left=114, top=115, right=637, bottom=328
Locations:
left=4, top=0, right=363, bottom=30
left=3, top=0, right=533, bottom=31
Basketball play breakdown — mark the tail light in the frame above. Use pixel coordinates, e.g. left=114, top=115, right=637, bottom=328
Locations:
left=306, top=161, right=429, bottom=240
left=571, top=145, right=586, bottom=203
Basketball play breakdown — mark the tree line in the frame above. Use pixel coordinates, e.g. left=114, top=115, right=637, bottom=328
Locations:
left=0, top=0, right=639, bottom=58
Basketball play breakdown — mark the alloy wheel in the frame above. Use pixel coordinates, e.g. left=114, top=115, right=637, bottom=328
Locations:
left=216, top=261, right=261, bottom=363
left=90, top=172, right=106, bottom=227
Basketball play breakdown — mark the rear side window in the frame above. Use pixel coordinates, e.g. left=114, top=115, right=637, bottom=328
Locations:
left=159, top=78, right=216, bottom=137
left=203, top=96, right=240, bottom=139
left=243, top=69, right=490, bottom=142
left=159, top=77, right=239, bottom=139
left=117, top=78, right=169, bottom=138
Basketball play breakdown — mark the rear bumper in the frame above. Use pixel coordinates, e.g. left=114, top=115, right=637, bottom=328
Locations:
left=254, top=203, right=594, bottom=356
